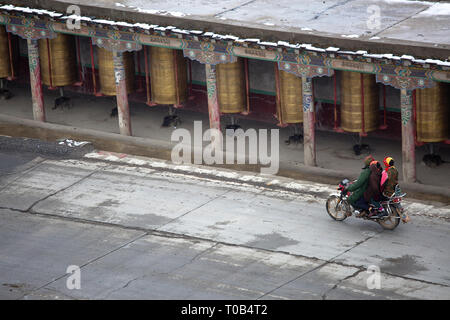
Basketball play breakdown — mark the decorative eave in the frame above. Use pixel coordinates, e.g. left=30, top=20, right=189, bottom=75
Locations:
left=1, top=4, right=450, bottom=85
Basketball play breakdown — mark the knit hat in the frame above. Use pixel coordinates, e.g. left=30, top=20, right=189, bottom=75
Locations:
left=363, top=155, right=375, bottom=168
left=384, top=156, right=394, bottom=167
left=383, top=156, right=394, bottom=171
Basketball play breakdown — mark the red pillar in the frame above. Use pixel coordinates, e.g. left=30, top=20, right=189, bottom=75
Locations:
left=302, top=76, right=316, bottom=167
left=112, top=51, right=132, bottom=136
left=400, top=88, right=415, bottom=183
left=205, top=64, right=220, bottom=131
left=27, top=39, right=45, bottom=122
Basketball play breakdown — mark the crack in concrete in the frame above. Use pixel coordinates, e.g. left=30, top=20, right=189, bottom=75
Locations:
left=214, top=0, right=258, bottom=18
left=0, top=156, right=46, bottom=177
left=330, top=232, right=382, bottom=262
left=101, top=242, right=219, bottom=299
left=166, top=242, right=220, bottom=275
left=26, top=171, right=99, bottom=214
left=155, top=189, right=232, bottom=231
left=19, top=232, right=148, bottom=300
left=256, top=259, right=330, bottom=300
left=309, top=0, right=355, bottom=21
left=371, top=6, right=431, bottom=38
left=321, top=268, right=364, bottom=300
left=0, top=158, right=47, bottom=193
left=21, top=287, right=80, bottom=300
left=0, top=162, right=111, bottom=215
left=256, top=231, right=381, bottom=299
left=101, top=275, right=143, bottom=300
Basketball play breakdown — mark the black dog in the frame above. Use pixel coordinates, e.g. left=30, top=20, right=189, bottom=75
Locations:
left=423, top=154, right=447, bottom=168
left=0, top=88, right=11, bottom=100
left=110, top=107, right=118, bottom=117
left=53, top=96, right=72, bottom=110
left=353, top=143, right=370, bottom=156
left=285, top=134, right=303, bottom=145
left=162, top=115, right=181, bottom=128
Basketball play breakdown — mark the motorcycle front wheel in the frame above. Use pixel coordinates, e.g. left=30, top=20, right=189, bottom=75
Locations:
left=378, top=206, right=401, bottom=230
left=326, top=195, right=349, bottom=221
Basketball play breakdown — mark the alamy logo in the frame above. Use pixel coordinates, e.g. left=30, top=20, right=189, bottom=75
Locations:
left=367, top=5, right=381, bottom=30
left=66, top=265, right=81, bottom=290
left=66, top=5, right=81, bottom=30
left=171, top=121, right=279, bottom=175
left=366, top=265, right=381, bottom=290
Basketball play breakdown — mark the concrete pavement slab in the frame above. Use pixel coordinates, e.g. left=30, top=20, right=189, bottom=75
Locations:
left=41, top=235, right=217, bottom=299
left=159, top=190, right=383, bottom=261
left=32, top=162, right=230, bottom=229
left=0, top=153, right=45, bottom=193
left=36, top=235, right=325, bottom=300
left=265, top=262, right=361, bottom=300
left=0, top=160, right=108, bottom=211
left=327, top=269, right=450, bottom=300
left=333, top=215, right=450, bottom=286
left=0, top=209, right=145, bottom=299
left=378, top=3, right=450, bottom=45
left=51, top=0, right=450, bottom=50
left=216, top=0, right=431, bottom=38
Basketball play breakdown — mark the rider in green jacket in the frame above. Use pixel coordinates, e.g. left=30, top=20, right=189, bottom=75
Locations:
left=346, top=155, right=374, bottom=210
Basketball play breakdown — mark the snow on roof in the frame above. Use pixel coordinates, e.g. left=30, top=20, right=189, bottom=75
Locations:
left=134, top=6, right=187, bottom=18
left=0, top=4, right=62, bottom=17
left=1, top=3, right=449, bottom=68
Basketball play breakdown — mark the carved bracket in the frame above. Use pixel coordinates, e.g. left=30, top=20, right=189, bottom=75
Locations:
left=278, top=61, right=334, bottom=79
left=92, top=37, right=142, bottom=52
left=376, top=73, right=435, bottom=90
left=183, top=43, right=236, bottom=65
left=6, top=19, right=56, bottom=40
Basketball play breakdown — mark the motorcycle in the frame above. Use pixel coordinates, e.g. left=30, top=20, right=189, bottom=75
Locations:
left=326, top=179, right=410, bottom=230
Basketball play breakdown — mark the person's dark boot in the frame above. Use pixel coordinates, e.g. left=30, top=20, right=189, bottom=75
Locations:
left=368, top=206, right=378, bottom=219
left=369, top=206, right=386, bottom=219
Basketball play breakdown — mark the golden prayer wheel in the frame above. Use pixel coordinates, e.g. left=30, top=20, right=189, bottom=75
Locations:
left=416, top=82, right=449, bottom=142
left=39, top=33, right=77, bottom=87
left=278, top=70, right=303, bottom=123
left=340, top=71, right=379, bottom=133
left=0, top=26, right=11, bottom=78
left=149, top=47, right=187, bottom=105
left=98, top=47, right=135, bottom=96
left=217, top=58, right=246, bottom=114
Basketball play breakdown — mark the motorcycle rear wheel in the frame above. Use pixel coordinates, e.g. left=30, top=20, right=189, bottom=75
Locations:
left=326, top=195, right=349, bottom=221
left=378, top=206, right=401, bottom=230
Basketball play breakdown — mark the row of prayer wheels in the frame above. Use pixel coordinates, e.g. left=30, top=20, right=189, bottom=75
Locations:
left=0, top=26, right=11, bottom=78
left=276, top=69, right=449, bottom=142
left=0, top=26, right=448, bottom=142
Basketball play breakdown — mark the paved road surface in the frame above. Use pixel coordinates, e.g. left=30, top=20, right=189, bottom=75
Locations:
left=0, top=142, right=449, bottom=300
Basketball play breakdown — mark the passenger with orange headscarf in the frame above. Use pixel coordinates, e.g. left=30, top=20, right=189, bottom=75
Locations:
left=381, top=156, right=410, bottom=222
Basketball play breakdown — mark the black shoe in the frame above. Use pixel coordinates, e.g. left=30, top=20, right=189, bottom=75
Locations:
left=369, top=209, right=386, bottom=219
left=379, top=211, right=389, bottom=218
left=355, top=210, right=367, bottom=218
left=368, top=209, right=379, bottom=219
